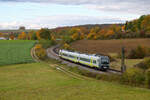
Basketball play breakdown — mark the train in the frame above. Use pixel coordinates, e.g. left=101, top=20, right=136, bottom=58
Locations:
left=59, top=49, right=110, bottom=70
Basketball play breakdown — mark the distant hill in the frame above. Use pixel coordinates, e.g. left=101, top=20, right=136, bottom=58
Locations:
left=0, top=23, right=123, bottom=34
left=51, top=24, right=123, bottom=30
left=0, top=29, right=38, bottom=34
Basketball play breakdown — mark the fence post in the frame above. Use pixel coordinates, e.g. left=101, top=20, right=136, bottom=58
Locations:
left=121, top=47, right=126, bottom=73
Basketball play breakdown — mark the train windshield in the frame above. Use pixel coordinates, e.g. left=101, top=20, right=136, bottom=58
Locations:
left=101, top=57, right=109, bottom=64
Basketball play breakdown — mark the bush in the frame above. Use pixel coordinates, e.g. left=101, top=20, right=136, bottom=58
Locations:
left=145, top=68, right=150, bottom=88
left=35, top=44, right=47, bottom=60
left=128, top=45, right=148, bottom=59
left=135, top=57, right=150, bottom=70
left=144, top=57, right=150, bottom=68
left=38, top=40, right=55, bottom=49
left=122, top=68, right=145, bottom=85
left=108, top=55, right=116, bottom=62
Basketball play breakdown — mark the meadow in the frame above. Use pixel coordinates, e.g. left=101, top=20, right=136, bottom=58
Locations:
left=0, top=40, right=36, bottom=66
left=0, top=62, right=150, bottom=100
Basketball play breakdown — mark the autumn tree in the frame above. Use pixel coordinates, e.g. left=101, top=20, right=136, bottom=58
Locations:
left=105, top=29, right=115, bottom=37
left=141, top=15, right=150, bottom=35
left=9, top=34, right=15, bottom=40
left=37, top=28, right=51, bottom=40
left=28, top=30, right=37, bottom=40
left=0, top=33, right=3, bottom=37
left=87, top=26, right=101, bottom=39
left=18, top=32, right=27, bottom=40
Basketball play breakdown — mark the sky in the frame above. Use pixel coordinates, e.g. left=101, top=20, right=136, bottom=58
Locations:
left=0, top=0, right=150, bottom=29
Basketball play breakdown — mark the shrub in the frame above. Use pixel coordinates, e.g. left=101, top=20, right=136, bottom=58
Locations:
left=35, top=44, right=47, bottom=60
left=127, top=49, right=137, bottom=59
left=38, top=40, right=55, bottom=49
left=128, top=45, right=147, bottom=59
left=122, top=68, right=145, bottom=85
left=108, top=55, right=116, bottom=62
left=135, top=62, right=147, bottom=70
left=143, top=57, right=150, bottom=68
left=145, top=68, right=150, bottom=88
left=135, top=57, right=150, bottom=70
left=63, top=43, right=74, bottom=50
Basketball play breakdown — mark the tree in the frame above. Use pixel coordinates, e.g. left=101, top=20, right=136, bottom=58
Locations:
left=37, top=28, right=51, bottom=40
left=105, top=29, right=115, bottom=37
left=87, top=26, right=101, bottom=39
left=141, top=15, right=150, bottom=34
left=9, top=34, right=15, bottom=40
left=137, top=15, right=146, bottom=31
left=18, top=32, right=27, bottom=40
left=19, top=26, right=26, bottom=30
left=71, top=32, right=79, bottom=40
left=0, top=33, right=3, bottom=37
left=28, top=30, right=37, bottom=40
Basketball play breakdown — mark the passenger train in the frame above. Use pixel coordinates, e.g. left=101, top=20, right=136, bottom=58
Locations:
left=59, top=49, right=110, bottom=70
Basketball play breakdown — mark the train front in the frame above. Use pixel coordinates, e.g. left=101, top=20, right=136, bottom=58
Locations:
left=99, top=56, right=110, bottom=70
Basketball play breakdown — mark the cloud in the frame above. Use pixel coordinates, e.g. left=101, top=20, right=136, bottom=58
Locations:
left=1, top=0, right=150, bottom=15
left=0, top=0, right=149, bottom=29
left=0, top=15, right=125, bottom=29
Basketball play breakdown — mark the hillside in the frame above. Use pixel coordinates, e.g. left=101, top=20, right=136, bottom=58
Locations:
left=0, top=29, right=38, bottom=34
left=0, top=62, right=150, bottom=100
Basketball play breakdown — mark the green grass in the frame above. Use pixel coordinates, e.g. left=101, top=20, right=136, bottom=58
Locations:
left=0, top=62, right=150, bottom=100
left=110, top=59, right=143, bottom=70
left=0, top=40, right=36, bottom=66
left=109, top=53, right=143, bottom=70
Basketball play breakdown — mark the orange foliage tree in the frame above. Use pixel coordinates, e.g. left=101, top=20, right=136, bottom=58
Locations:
left=27, top=31, right=33, bottom=40
left=87, top=27, right=101, bottom=39
left=18, top=32, right=27, bottom=40
left=9, top=34, right=15, bottom=40
left=0, top=32, right=3, bottom=37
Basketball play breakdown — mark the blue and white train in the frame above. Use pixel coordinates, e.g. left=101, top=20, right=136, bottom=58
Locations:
left=59, top=49, right=110, bottom=70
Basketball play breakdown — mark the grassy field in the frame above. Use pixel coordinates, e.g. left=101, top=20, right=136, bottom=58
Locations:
left=0, top=62, right=150, bottom=100
left=0, top=40, right=35, bottom=66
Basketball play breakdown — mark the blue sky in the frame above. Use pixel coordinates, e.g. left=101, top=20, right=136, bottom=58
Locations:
left=0, top=0, right=149, bottom=29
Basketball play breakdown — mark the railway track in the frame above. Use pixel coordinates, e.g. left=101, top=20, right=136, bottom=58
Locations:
left=47, top=45, right=122, bottom=75
left=31, top=46, right=92, bottom=80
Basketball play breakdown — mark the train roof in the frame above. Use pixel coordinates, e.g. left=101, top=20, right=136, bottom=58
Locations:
left=60, top=49, right=107, bottom=59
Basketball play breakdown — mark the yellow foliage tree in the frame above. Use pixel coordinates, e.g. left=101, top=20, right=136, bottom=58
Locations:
left=51, top=34, right=56, bottom=41
left=63, top=43, right=70, bottom=50
left=27, top=31, right=33, bottom=40
left=80, top=32, right=85, bottom=39
left=71, top=32, right=79, bottom=40
left=36, top=31, right=41, bottom=40
left=87, top=26, right=101, bottom=40
left=35, top=44, right=47, bottom=60
left=18, top=32, right=27, bottom=40
left=105, top=30, right=115, bottom=37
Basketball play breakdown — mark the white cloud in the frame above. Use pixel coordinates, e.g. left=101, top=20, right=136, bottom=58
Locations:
left=0, top=15, right=125, bottom=29
left=1, top=0, right=150, bottom=15
left=0, top=0, right=149, bottom=29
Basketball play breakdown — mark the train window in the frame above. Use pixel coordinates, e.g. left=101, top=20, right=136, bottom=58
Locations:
left=80, top=57, right=90, bottom=62
left=69, top=55, right=75, bottom=58
left=93, top=60, right=96, bottom=64
left=63, top=53, right=68, bottom=56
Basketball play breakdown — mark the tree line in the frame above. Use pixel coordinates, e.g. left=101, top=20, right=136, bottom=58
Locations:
left=0, top=14, right=150, bottom=42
